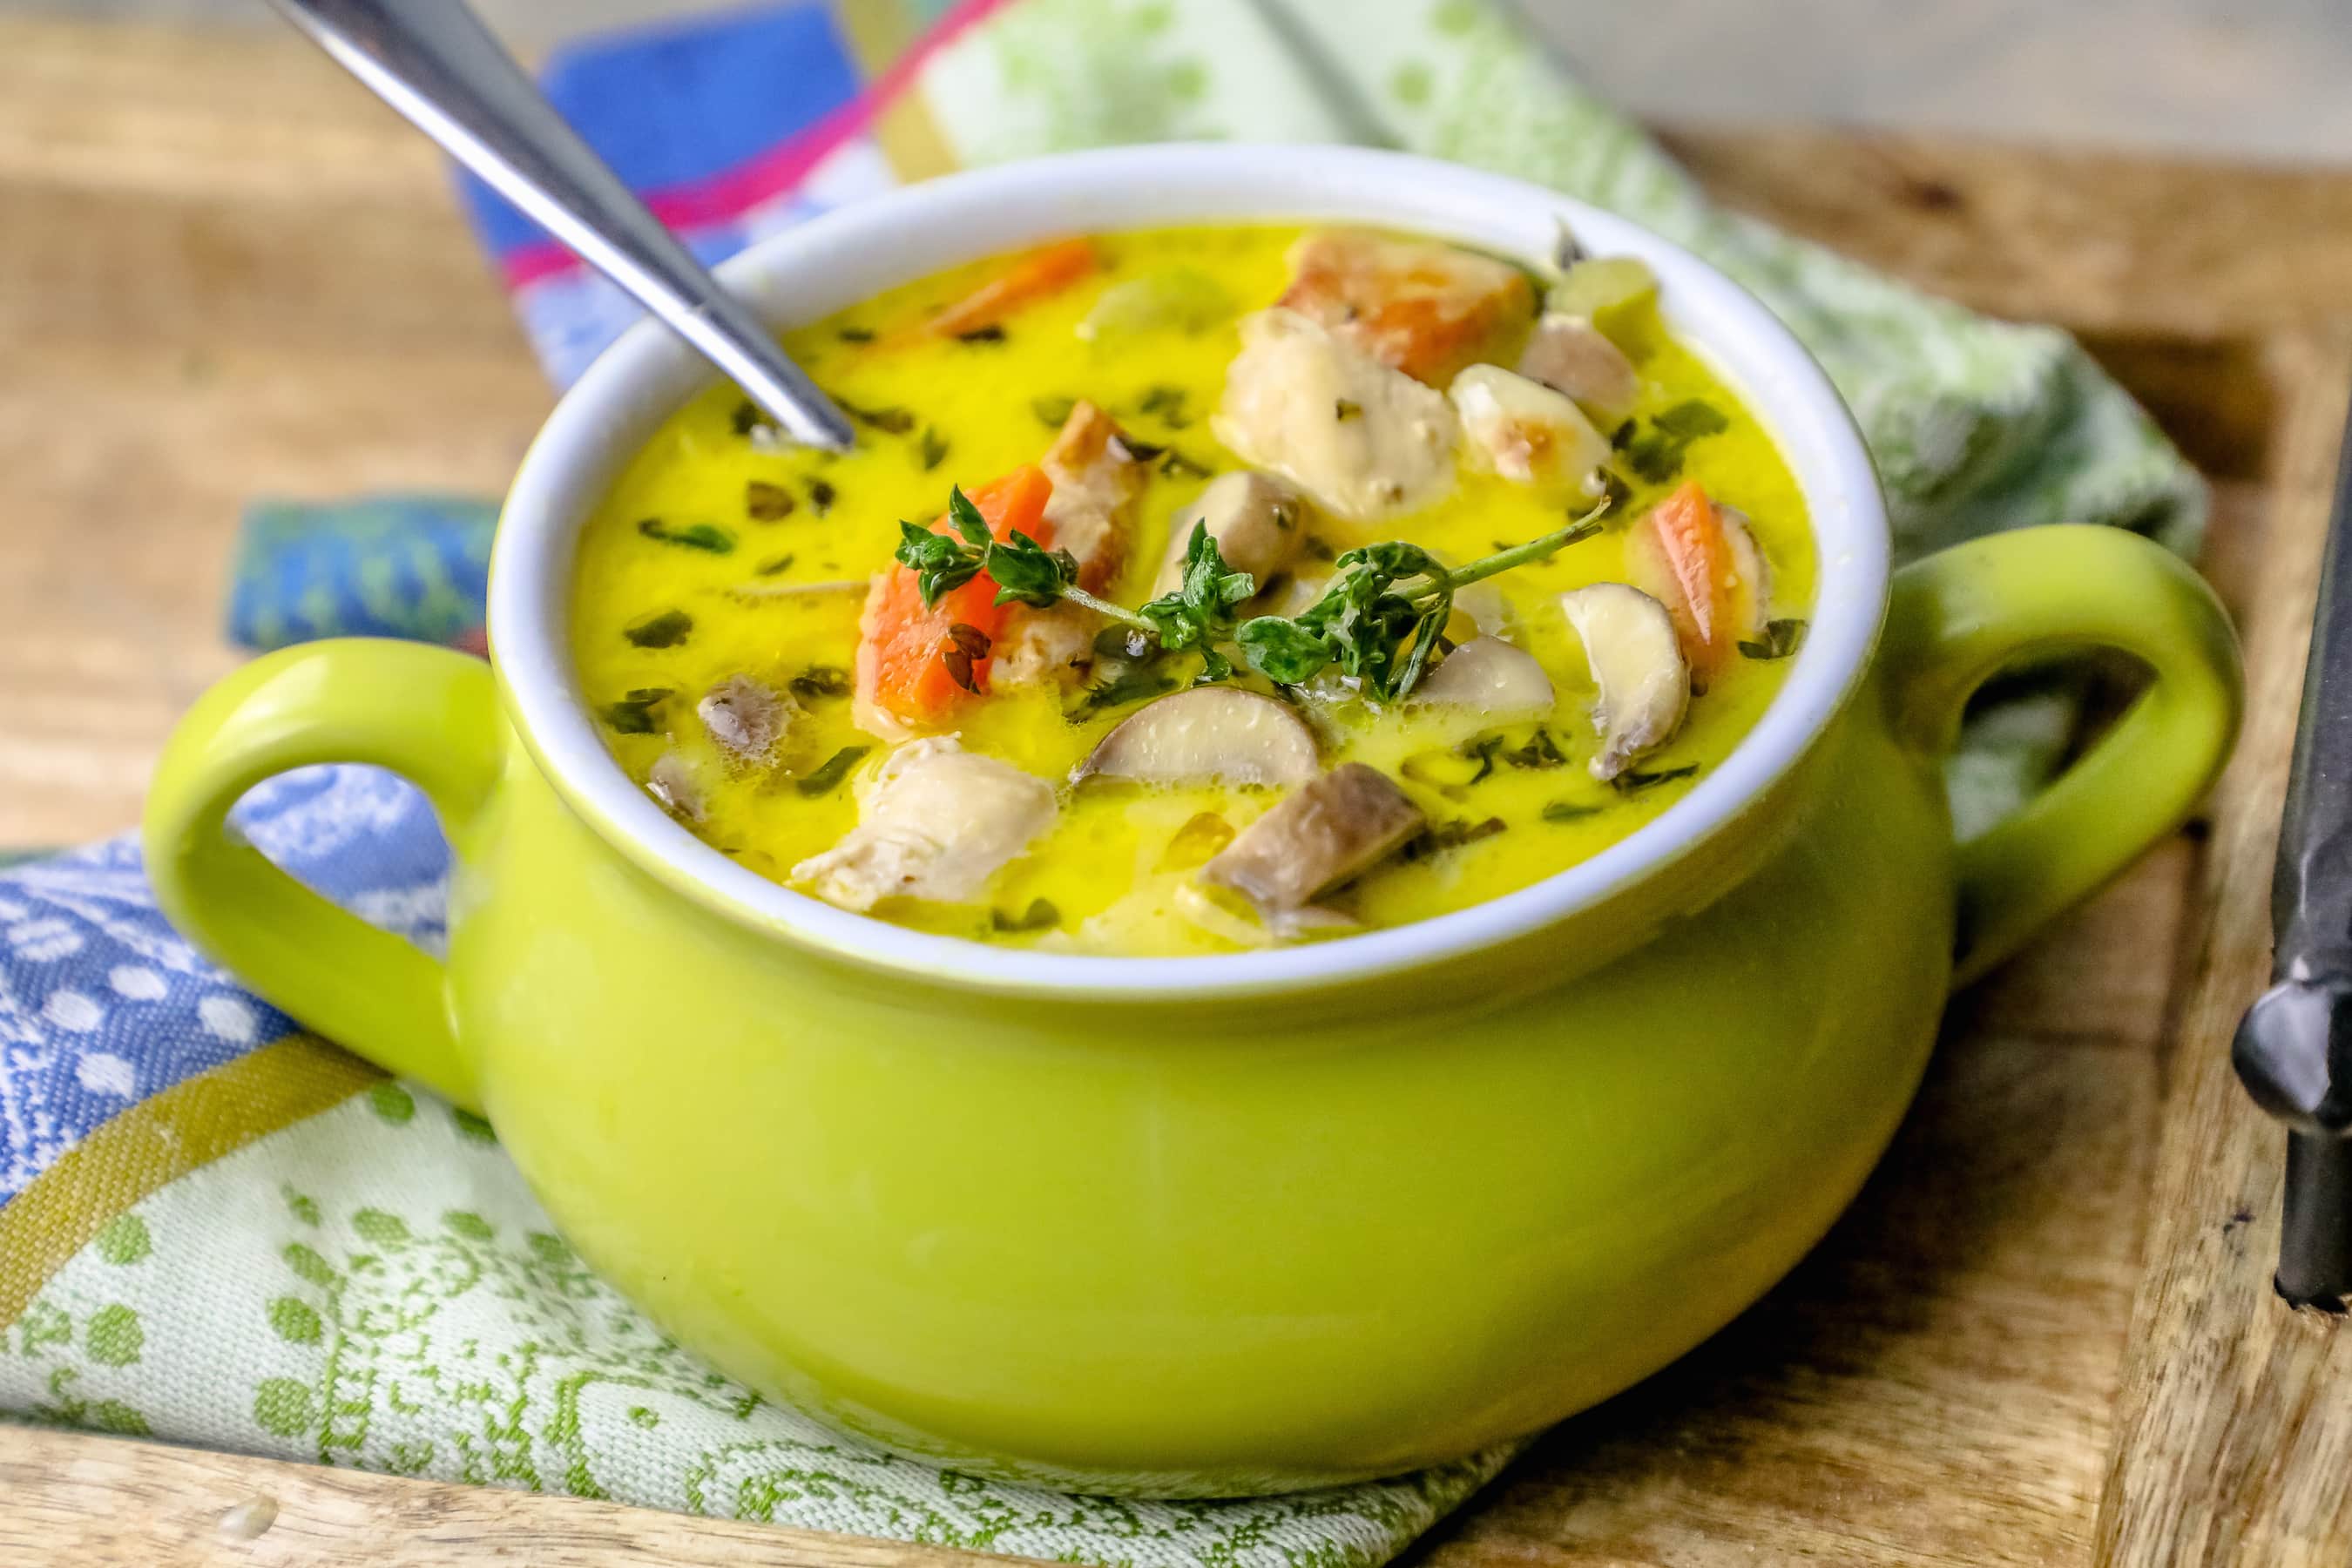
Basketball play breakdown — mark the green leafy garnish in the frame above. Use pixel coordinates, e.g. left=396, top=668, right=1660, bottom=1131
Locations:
left=1075, top=664, right=1181, bottom=715
left=1235, top=514, right=1605, bottom=701
left=894, top=488, right=1610, bottom=704
left=918, top=426, right=950, bottom=471
left=990, top=897, right=1060, bottom=933
left=599, top=687, right=672, bottom=734
left=1613, top=763, right=1700, bottom=794
left=623, top=609, right=693, bottom=649
left=795, top=745, right=869, bottom=796
left=1542, top=800, right=1604, bottom=823
left=639, top=518, right=734, bottom=553
left=1738, top=618, right=1809, bottom=660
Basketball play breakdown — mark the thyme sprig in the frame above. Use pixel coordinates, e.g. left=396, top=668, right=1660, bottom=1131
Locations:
left=894, top=487, right=1609, bottom=701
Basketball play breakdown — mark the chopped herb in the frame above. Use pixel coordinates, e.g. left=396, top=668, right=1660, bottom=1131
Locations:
left=1497, top=726, right=1568, bottom=770
left=1596, top=468, right=1632, bottom=513
left=1159, top=448, right=1213, bottom=481
left=623, top=608, right=693, bottom=649
left=1610, top=418, right=1637, bottom=450
left=1335, top=398, right=1362, bottom=422
left=795, top=745, right=870, bottom=796
left=1139, top=385, right=1191, bottom=427
left=787, top=666, right=852, bottom=700
left=754, top=553, right=796, bottom=576
left=1614, top=763, right=1700, bottom=794
left=1739, top=617, right=1809, bottom=661
left=840, top=401, right=915, bottom=436
left=837, top=325, right=875, bottom=344
left=1301, top=536, right=1339, bottom=562
left=639, top=518, right=734, bottom=554
left=1031, top=395, right=1077, bottom=427
left=1404, top=816, right=1508, bottom=861
left=599, top=687, right=672, bottom=734
left=1075, top=664, right=1179, bottom=715
left=1652, top=400, right=1729, bottom=439
left=1620, top=401, right=1730, bottom=485
left=990, top=897, right=1061, bottom=933
left=1459, top=733, right=1505, bottom=785
left=1109, top=434, right=1166, bottom=463
left=1542, top=800, right=1603, bottom=823
left=955, top=324, right=1008, bottom=344
left=729, top=400, right=762, bottom=436
left=745, top=480, right=796, bottom=521
left=917, top=426, right=950, bottom=471
left=806, top=478, right=836, bottom=516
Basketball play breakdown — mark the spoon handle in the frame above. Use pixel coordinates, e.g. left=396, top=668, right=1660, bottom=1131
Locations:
left=273, top=0, right=855, bottom=451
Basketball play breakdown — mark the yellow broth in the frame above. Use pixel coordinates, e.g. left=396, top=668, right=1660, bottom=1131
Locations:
left=570, top=224, right=1815, bottom=956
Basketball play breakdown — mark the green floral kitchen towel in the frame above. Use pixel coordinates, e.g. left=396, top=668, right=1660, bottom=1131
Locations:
left=6, top=0, right=2201, bottom=1559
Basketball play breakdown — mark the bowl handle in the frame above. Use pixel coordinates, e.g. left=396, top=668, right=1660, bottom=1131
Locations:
left=141, top=639, right=504, bottom=1109
left=1880, top=524, right=2244, bottom=988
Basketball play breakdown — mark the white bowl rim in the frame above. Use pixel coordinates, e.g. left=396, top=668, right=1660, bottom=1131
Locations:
left=488, top=143, right=1889, bottom=1002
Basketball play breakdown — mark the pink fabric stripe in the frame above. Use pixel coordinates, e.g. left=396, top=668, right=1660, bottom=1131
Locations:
left=499, top=0, right=1015, bottom=289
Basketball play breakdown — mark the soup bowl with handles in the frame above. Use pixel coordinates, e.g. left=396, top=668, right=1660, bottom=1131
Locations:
left=143, top=145, right=2241, bottom=1497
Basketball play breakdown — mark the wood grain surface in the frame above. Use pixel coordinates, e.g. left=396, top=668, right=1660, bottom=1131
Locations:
left=3, top=12, right=2351, bottom=1566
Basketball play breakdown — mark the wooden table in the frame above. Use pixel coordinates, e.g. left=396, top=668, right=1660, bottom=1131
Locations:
left=7, top=13, right=2352, bottom=1565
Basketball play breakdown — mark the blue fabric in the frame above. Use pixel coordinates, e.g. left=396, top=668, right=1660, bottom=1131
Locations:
left=456, top=1, right=864, bottom=261
left=226, top=497, right=498, bottom=652
left=0, top=769, right=448, bottom=1200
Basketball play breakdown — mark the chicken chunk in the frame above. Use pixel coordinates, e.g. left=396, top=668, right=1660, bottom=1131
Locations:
left=994, top=402, right=1151, bottom=689
left=1278, top=229, right=1535, bottom=386
left=1213, top=308, right=1457, bottom=526
left=792, top=737, right=1057, bottom=912
left=1152, top=470, right=1310, bottom=596
left=1516, top=313, right=1642, bottom=429
left=1200, top=763, right=1426, bottom=916
left=1449, top=365, right=1612, bottom=495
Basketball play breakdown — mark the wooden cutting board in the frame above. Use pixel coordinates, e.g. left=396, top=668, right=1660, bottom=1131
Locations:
left=4, top=15, right=2352, bottom=1565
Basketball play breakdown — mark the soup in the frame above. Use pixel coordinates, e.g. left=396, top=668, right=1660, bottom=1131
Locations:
left=571, top=224, right=1814, bottom=956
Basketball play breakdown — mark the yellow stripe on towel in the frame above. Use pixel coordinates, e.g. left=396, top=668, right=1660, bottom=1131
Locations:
left=0, top=1036, right=381, bottom=1326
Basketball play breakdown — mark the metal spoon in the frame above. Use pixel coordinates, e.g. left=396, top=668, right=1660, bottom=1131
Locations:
left=272, top=0, right=855, bottom=451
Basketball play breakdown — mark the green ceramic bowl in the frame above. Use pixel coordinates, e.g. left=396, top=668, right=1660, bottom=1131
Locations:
left=143, top=147, right=2242, bottom=1497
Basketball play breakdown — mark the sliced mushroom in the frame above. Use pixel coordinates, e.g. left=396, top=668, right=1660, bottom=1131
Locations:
left=1558, top=584, right=1690, bottom=781
left=1078, top=687, right=1320, bottom=787
left=698, top=674, right=795, bottom=763
left=1213, top=308, right=1457, bottom=524
left=1409, top=636, right=1556, bottom=716
left=1200, top=762, right=1426, bottom=916
left=791, top=736, right=1057, bottom=912
left=1448, top=365, right=1612, bottom=494
left=1516, top=313, right=1641, bottom=429
left=645, top=753, right=704, bottom=822
left=1277, top=229, right=1535, bottom=385
left=1152, top=471, right=1309, bottom=596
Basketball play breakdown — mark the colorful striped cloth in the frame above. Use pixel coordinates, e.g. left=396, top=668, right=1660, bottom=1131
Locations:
left=10, top=0, right=2200, bottom=1554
